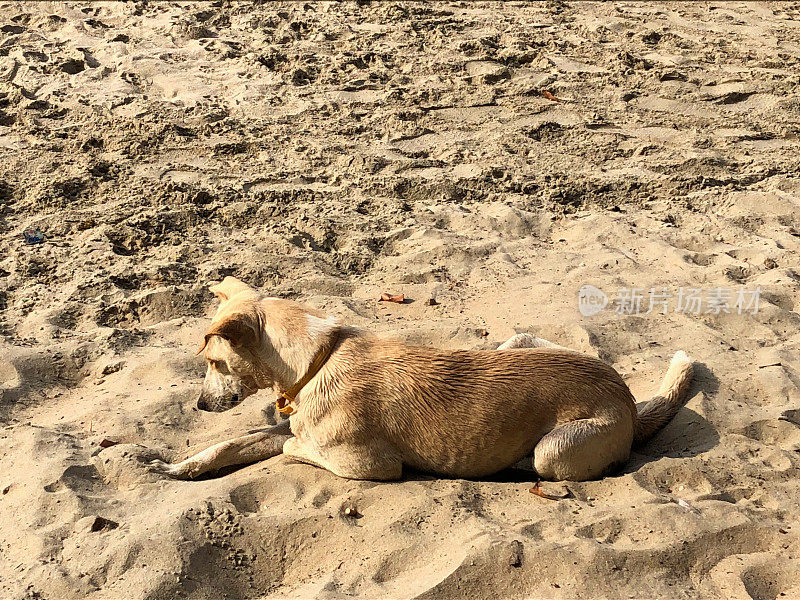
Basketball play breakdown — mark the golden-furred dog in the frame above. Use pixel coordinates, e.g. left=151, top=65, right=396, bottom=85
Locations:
left=149, top=277, right=694, bottom=481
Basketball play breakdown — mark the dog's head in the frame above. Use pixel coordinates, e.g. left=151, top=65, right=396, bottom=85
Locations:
left=197, top=277, right=266, bottom=412
left=196, top=276, right=340, bottom=412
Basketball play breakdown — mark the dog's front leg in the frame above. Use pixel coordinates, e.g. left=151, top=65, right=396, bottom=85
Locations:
left=150, top=420, right=292, bottom=479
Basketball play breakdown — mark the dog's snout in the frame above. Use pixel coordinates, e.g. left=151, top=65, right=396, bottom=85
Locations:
left=197, top=396, right=209, bottom=411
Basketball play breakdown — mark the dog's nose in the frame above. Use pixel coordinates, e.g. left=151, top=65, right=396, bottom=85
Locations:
left=197, top=396, right=209, bottom=411
left=231, top=394, right=239, bottom=404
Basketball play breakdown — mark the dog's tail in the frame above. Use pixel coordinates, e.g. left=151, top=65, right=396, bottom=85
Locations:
left=633, top=351, right=694, bottom=446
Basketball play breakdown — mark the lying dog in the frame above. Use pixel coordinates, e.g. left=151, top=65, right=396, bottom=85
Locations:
left=150, top=277, right=693, bottom=481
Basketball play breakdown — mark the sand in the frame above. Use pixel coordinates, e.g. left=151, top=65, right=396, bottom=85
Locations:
left=1, top=1, right=800, bottom=598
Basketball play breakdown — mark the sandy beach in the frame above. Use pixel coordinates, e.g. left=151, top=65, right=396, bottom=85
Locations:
left=1, top=2, right=800, bottom=598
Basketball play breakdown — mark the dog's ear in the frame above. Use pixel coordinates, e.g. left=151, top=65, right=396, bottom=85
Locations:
left=200, top=313, right=259, bottom=354
left=209, top=276, right=252, bottom=302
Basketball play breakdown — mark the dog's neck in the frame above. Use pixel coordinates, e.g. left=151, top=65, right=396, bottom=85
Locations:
left=256, top=311, right=339, bottom=394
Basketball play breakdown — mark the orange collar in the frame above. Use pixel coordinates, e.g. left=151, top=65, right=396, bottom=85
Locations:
left=275, top=331, right=339, bottom=416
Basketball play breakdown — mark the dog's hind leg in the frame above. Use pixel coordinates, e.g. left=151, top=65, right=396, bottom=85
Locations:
left=532, top=418, right=632, bottom=481
left=149, top=420, right=292, bottom=479
left=283, top=437, right=402, bottom=481
left=498, top=333, right=566, bottom=350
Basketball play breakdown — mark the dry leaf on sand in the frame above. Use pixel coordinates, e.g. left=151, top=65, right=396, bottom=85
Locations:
left=530, top=481, right=570, bottom=500
left=379, top=293, right=405, bottom=303
left=542, top=90, right=561, bottom=102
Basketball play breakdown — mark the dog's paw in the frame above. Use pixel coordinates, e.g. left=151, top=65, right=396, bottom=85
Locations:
left=147, top=459, right=181, bottom=477
left=147, top=459, right=202, bottom=480
left=92, top=443, right=166, bottom=489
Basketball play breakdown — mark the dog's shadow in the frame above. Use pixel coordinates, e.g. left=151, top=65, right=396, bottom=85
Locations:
left=403, top=467, right=541, bottom=485
left=624, top=360, right=720, bottom=474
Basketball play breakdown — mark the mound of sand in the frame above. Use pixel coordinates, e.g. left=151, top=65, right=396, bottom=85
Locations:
left=1, top=2, right=799, bottom=598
